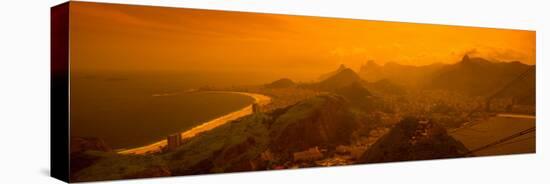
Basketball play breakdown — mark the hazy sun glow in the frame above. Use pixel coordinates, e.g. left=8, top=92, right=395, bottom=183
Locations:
left=70, top=2, right=535, bottom=81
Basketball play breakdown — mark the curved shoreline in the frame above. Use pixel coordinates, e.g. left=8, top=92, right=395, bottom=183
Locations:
left=118, top=91, right=271, bottom=155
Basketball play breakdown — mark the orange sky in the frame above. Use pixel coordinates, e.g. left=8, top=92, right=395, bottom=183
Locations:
left=69, top=2, right=535, bottom=78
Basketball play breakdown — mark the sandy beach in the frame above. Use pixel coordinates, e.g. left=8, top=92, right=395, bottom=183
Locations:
left=118, top=91, right=271, bottom=155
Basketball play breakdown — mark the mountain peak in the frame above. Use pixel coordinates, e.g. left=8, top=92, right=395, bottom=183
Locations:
left=265, top=78, right=296, bottom=88
left=459, top=55, right=492, bottom=65
left=337, top=68, right=359, bottom=78
left=319, top=68, right=362, bottom=90
left=462, top=54, right=470, bottom=62
left=318, top=64, right=350, bottom=81
left=362, top=60, right=380, bottom=68
left=338, top=64, right=347, bottom=70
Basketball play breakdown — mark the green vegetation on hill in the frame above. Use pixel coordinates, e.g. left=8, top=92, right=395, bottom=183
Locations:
left=269, top=95, right=359, bottom=154
left=71, top=57, right=534, bottom=181
left=72, top=94, right=371, bottom=180
left=167, top=113, right=271, bottom=174
left=72, top=151, right=168, bottom=182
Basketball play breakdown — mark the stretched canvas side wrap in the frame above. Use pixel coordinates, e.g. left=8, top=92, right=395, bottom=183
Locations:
left=51, top=1, right=536, bottom=182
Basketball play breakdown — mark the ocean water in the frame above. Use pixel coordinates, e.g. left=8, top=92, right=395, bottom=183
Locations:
left=69, top=72, right=254, bottom=149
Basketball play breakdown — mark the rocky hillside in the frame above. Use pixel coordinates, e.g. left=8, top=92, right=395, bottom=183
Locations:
left=358, top=117, right=469, bottom=163
left=167, top=94, right=363, bottom=174
left=70, top=137, right=170, bottom=182
left=68, top=55, right=532, bottom=182
left=73, top=94, right=368, bottom=180
left=71, top=94, right=473, bottom=181
left=268, top=95, right=360, bottom=154
left=70, top=137, right=112, bottom=180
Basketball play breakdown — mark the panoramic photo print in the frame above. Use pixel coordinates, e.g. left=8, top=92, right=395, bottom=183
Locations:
left=66, top=1, right=536, bottom=182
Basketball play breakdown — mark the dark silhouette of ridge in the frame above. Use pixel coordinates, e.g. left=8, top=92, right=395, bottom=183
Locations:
left=318, top=64, right=349, bottom=81
left=265, top=78, right=296, bottom=88
left=318, top=66, right=363, bottom=90
left=430, top=55, right=533, bottom=96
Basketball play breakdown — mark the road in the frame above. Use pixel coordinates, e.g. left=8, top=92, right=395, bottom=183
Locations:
left=451, top=113, right=536, bottom=156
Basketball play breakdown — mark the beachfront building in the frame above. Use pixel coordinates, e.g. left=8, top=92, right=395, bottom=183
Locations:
left=166, top=133, right=182, bottom=150
left=252, top=103, right=261, bottom=113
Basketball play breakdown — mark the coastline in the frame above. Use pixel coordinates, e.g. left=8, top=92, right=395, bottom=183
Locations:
left=118, top=91, right=271, bottom=155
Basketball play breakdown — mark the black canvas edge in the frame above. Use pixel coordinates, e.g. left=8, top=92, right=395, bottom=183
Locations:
left=51, top=1, right=70, bottom=183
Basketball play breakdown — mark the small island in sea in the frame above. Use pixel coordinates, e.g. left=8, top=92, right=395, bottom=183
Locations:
left=65, top=1, right=536, bottom=182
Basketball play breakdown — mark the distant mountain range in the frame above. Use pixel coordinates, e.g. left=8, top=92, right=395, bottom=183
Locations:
left=359, top=60, right=444, bottom=88
left=359, top=55, right=535, bottom=97
left=264, top=55, right=534, bottom=99
left=71, top=55, right=536, bottom=181
left=430, top=55, right=534, bottom=97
